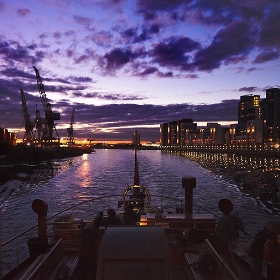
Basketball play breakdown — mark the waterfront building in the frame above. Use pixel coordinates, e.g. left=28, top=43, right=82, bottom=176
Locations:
left=160, top=89, right=280, bottom=150
left=160, top=119, right=197, bottom=147
left=177, top=119, right=196, bottom=146
left=0, top=127, right=16, bottom=146
left=229, top=124, right=237, bottom=144
left=168, top=121, right=177, bottom=146
left=132, top=130, right=140, bottom=146
left=160, top=123, right=168, bottom=146
left=238, top=94, right=261, bottom=128
left=207, top=123, right=226, bottom=145
left=247, top=119, right=263, bottom=145
left=235, top=94, right=262, bottom=147
left=265, top=88, right=280, bottom=146
left=196, top=127, right=206, bottom=145
left=230, top=125, right=247, bottom=145
left=261, top=98, right=267, bottom=146
left=144, top=141, right=160, bottom=147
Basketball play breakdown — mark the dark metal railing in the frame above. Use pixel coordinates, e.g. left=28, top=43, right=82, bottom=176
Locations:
left=0, top=193, right=256, bottom=279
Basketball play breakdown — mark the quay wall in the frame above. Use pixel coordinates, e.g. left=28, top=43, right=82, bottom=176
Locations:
left=160, top=146, right=280, bottom=158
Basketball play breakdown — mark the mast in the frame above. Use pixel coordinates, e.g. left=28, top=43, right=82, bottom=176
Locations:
left=133, top=147, right=140, bottom=186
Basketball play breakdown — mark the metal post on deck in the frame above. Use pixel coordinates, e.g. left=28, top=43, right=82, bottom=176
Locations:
left=0, top=208, right=2, bottom=280
left=32, top=199, right=48, bottom=239
left=182, top=176, right=196, bottom=215
left=26, top=199, right=49, bottom=260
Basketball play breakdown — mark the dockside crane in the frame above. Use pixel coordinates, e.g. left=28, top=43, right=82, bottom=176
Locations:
left=33, top=66, right=60, bottom=146
left=20, top=88, right=35, bottom=144
left=67, top=109, right=75, bottom=145
left=34, top=104, right=45, bottom=143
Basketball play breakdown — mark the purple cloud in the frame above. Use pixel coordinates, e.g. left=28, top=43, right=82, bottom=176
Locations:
left=137, top=0, right=186, bottom=11
left=259, top=4, right=280, bottom=48
left=104, top=48, right=133, bottom=69
left=122, top=24, right=160, bottom=44
left=152, top=37, right=200, bottom=69
left=194, top=21, right=255, bottom=71
left=254, top=51, right=279, bottom=63
left=140, top=67, right=158, bottom=76
left=73, top=15, right=95, bottom=31
left=17, top=8, right=31, bottom=17
left=239, top=87, right=258, bottom=92
left=68, top=76, right=93, bottom=83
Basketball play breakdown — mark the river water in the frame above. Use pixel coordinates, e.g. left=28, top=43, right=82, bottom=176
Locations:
left=1, top=148, right=279, bottom=245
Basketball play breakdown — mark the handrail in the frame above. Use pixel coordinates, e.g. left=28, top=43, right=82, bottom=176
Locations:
left=46, top=194, right=123, bottom=221
left=1, top=224, right=38, bottom=247
left=1, top=194, right=122, bottom=248
left=1, top=192, right=257, bottom=280
left=1, top=194, right=255, bottom=248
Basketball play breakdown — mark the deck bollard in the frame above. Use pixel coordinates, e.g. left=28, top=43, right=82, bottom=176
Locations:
left=182, top=177, right=196, bottom=215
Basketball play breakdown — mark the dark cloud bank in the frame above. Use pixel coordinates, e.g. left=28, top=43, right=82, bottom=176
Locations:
left=0, top=70, right=238, bottom=141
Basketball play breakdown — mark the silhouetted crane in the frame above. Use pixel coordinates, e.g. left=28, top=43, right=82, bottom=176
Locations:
left=33, top=66, right=60, bottom=146
left=20, top=88, right=35, bottom=144
left=67, top=109, right=75, bottom=145
left=34, top=104, right=44, bottom=143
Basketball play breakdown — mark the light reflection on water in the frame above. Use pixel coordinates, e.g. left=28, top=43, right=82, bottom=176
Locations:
left=1, top=149, right=279, bottom=244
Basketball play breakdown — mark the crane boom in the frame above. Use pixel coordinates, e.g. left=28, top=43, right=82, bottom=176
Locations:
left=20, top=88, right=34, bottom=144
left=33, top=66, right=60, bottom=145
left=33, top=66, right=48, bottom=113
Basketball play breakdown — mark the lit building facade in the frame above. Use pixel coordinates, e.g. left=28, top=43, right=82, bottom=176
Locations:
left=265, top=88, right=280, bottom=145
left=238, top=94, right=261, bottom=128
left=177, top=119, right=196, bottom=146
left=160, top=89, right=280, bottom=149
left=206, top=123, right=227, bottom=145
left=168, top=121, right=177, bottom=146
left=0, top=128, right=16, bottom=145
left=160, top=123, right=168, bottom=146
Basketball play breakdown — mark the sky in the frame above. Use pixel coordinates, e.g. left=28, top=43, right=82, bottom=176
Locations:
left=0, top=0, right=279, bottom=142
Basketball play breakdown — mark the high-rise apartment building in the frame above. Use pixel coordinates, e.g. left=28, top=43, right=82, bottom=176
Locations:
left=265, top=88, right=280, bottom=144
left=160, top=119, right=196, bottom=146
left=160, top=123, right=168, bottom=146
left=177, top=119, right=195, bottom=146
left=238, top=94, right=262, bottom=144
left=238, top=94, right=261, bottom=127
left=168, top=121, right=177, bottom=146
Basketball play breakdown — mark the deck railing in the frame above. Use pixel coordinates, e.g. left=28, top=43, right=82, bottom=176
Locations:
left=0, top=194, right=256, bottom=279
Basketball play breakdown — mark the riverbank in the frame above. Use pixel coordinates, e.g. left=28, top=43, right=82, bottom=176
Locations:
left=94, top=143, right=280, bottom=158
left=0, top=144, right=91, bottom=185
left=0, top=143, right=91, bottom=165
left=160, top=145, right=280, bottom=158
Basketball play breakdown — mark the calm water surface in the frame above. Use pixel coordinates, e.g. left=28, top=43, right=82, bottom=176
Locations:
left=1, top=149, right=279, bottom=243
